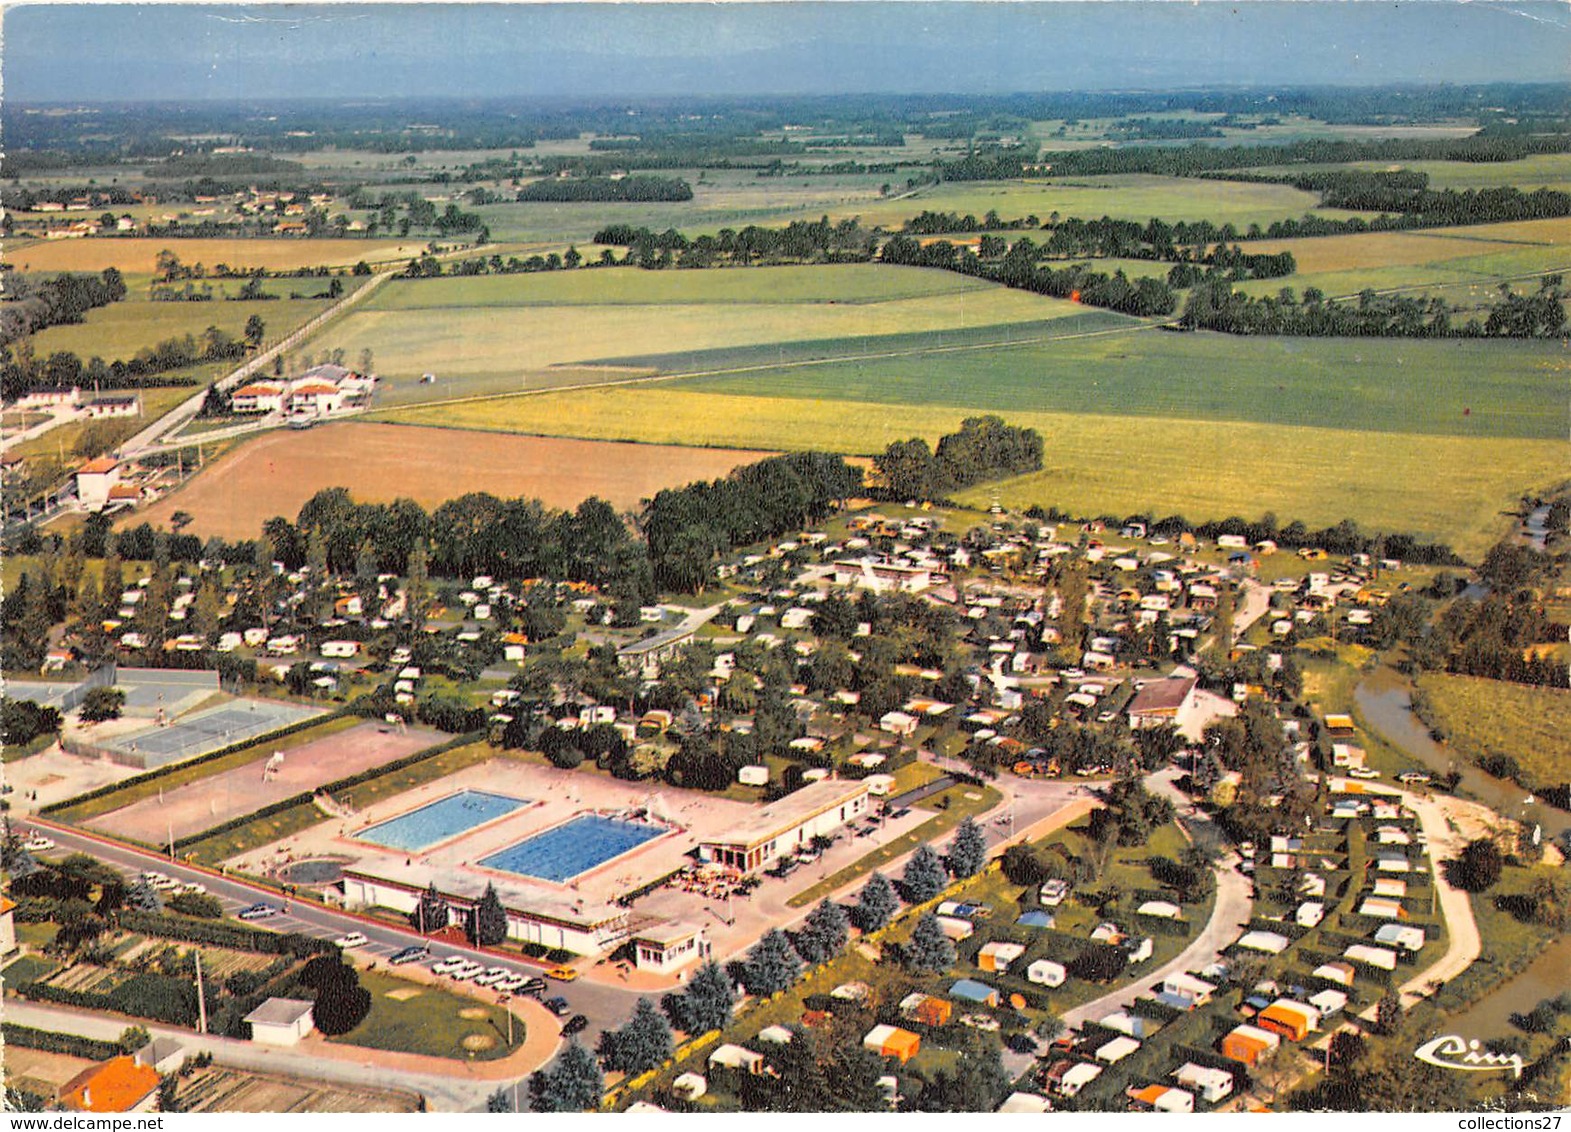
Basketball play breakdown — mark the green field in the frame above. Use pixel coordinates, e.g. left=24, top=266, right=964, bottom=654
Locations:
left=827, top=173, right=1369, bottom=230
left=330, top=265, right=1091, bottom=405
left=332, top=970, right=521, bottom=1061
left=381, top=384, right=1562, bottom=560
left=667, top=329, right=1565, bottom=440
left=1244, top=154, right=1571, bottom=193
left=1415, top=673, right=1571, bottom=787
left=28, top=296, right=333, bottom=362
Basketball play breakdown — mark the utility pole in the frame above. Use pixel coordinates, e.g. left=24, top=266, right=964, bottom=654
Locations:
left=195, top=950, right=208, bottom=1035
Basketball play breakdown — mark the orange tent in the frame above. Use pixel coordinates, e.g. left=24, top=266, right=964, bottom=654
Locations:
left=864, top=1024, right=922, bottom=1065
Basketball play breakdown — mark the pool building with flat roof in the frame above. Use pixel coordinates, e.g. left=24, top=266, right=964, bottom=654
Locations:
left=698, top=778, right=871, bottom=872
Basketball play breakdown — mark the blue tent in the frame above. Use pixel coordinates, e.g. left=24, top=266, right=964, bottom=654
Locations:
left=950, top=979, right=1000, bottom=1006
left=1017, top=910, right=1055, bottom=929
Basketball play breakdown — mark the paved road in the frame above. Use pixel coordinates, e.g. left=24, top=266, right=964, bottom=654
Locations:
left=22, top=820, right=644, bottom=1069
left=3, top=999, right=492, bottom=1113
left=1232, top=578, right=1273, bottom=638
left=1058, top=769, right=1253, bottom=1032
left=121, top=271, right=394, bottom=458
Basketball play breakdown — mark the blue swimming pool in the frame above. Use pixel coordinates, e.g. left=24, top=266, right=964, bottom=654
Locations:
left=479, top=815, right=665, bottom=883
left=358, top=790, right=528, bottom=851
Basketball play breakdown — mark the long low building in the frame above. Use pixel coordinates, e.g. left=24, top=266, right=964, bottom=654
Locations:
left=343, top=859, right=634, bottom=957
left=698, top=778, right=871, bottom=872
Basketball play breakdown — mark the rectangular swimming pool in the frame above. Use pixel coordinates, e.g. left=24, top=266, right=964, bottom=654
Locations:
left=357, top=790, right=529, bottom=852
left=479, top=814, right=665, bottom=883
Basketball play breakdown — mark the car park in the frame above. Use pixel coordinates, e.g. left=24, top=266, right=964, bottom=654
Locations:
left=334, top=932, right=369, bottom=950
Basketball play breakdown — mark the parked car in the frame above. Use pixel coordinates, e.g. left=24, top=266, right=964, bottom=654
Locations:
left=176, top=882, right=207, bottom=896
left=561, top=1014, right=589, bottom=1037
left=1398, top=772, right=1432, bottom=785
left=518, top=978, right=547, bottom=997
left=431, top=956, right=467, bottom=976
left=334, top=932, right=369, bottom=950
left=448, top=960, right=485, bottom=981
left=238, top=903, right=277, bottom=921
left=1348, top=767, right=1381, bottom=779
left=474, top=967, right=511, bottom=988
left=544, top=996, right=571, bottom=1017
left=494, top=973, right=528, bottom=993
left=546, top=966, right=579, bottom=982
left=21, top=836, right=54, bottom=852
left=389, top=946, right=430, bottom=966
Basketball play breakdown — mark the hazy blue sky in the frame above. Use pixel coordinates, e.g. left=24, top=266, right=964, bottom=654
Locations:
left=7, top=2, right=1568, bottom=101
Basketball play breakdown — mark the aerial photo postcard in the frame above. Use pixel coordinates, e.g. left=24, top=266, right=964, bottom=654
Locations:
left=0, top=0, right=1567, bottom=1119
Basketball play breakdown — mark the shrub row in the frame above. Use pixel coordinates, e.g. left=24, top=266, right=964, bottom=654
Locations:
left=171, top=729, right=484, bottom=853
left=115, top=910, right=334, bottom=957
left=1, top=1022, right=122, bottom=1062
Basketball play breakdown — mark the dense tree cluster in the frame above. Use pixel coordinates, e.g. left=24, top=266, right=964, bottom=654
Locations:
left=592, top=216, right=875, bottom=267
left=881, top=235, right=1178, bottom=317
left=1179, top=276, right=1567, bottom=339
left=0, top=268, right=125, bottom=347
left=517, top=175, right=693, bottom=202
left=872, top=416, right=1043, bottom=502
left=643, top=452, right=862, bottom=592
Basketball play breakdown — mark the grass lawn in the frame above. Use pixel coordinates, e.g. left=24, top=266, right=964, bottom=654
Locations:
left=1429, top=863, right=1563, bottom=1016
left=785, top=783, right=1002, bottom=909
left=329, top=969, right=521, bottom=1061
left=1414, top=673, right=1571, bottom=788
left=6, top=383, right=205, bottom=467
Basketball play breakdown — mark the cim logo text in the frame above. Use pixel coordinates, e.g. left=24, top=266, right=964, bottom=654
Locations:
left=1414, top=1035, right=1525, bottom=1078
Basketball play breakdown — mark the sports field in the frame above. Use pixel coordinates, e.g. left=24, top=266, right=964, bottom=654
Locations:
left=131, top=422, right=776, bottom=539
left=84, top=721, right=441, bottom=843
left=5, top=237, right=428, bottom=275
left=324, top=265, right=1090, bottom=405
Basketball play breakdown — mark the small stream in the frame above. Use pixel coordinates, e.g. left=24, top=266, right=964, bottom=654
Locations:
left=1444, top=935, right=1571, bottom=1040
left=1354, top=666, right=1569, bottom=838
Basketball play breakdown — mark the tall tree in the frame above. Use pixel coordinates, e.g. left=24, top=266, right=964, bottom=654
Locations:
left=741, top=928, right=803, bottom=997
left=902, top=844, right=948, bottom=903
left=855, top=872, right=900, bottom=932
left=661, top=960, right=734, bottom=1035
left=794, top=898, right=849, bottom=966
left=413, top=881, right=448, bottom=932
left=597, top=997, right=672, bottom=1075
left=470, top=882, right=508, bottom=946
left=529, top=1041, right=602, bottom=1112
left=904, top=912, right=957, bottom=973
left=948, top=816, right=988, bottom=879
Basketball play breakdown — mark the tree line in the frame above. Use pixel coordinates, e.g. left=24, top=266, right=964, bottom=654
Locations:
left=516, top=175, right=693, bottom=203
left=593, top=216, right=876, bottom=266
left=1, top=323, right=248, bottom=403
left=1179, top=275, right=1567, bottom=339
left=879, top=234, right=1178, bottom=317
left=871, top=416, right=1044, bottom=501
left=0, top=268, right=126, bottom=348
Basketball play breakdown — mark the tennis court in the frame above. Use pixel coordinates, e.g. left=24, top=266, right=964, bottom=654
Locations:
left=101, top=698, right=326, bottom=769
left=86, top=721, right=441, bottom=843
left=114, top=667, right=222, bottom=718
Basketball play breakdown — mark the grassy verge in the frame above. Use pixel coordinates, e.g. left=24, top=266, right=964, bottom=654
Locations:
left=1414, top=673, right=1571, bottom=790
left=785, top=784, right=1002, bottom=909
left=327, top=969, right=521, bottom=1061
